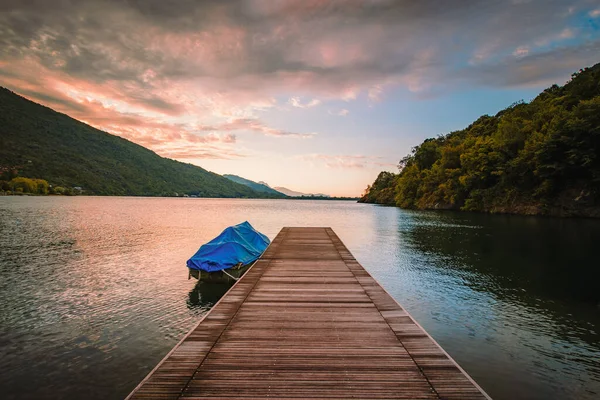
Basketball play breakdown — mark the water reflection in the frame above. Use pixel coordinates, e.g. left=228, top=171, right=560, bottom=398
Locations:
left=399, top=210, right=600, bottom=303
left=187, top=282, right=232, bottom=310
left=0, top=197, right=599, bottom=400
left=362, top=208, right=600, bottom=400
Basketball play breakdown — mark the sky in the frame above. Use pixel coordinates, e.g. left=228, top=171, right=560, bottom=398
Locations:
left=1, top=1, right=599, bottom=196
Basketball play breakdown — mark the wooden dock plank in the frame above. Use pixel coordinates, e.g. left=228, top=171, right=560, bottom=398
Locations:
left=127, top=227, right=490, bottom=400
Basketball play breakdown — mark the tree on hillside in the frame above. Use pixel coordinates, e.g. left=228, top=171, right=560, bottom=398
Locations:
left=360, top=63, right=600, bottom=217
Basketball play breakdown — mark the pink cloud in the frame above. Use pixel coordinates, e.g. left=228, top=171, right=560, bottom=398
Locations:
left=157, top=146, right=245, bottom=160
left=196, top=118, right=315, bottom=138
left=299, top=154, right=394, bottom=169
left=0, top=0, right=598, bottom=169
left=4, top=0, right=593, bottom=110
left=288, top=97, right=321, bottom=108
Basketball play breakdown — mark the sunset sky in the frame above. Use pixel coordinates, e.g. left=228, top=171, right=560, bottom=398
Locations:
left=1, top=0, right=599, bottom=196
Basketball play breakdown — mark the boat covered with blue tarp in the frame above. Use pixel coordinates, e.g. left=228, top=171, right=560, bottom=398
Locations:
left=186, top=221, right=270, bottom=273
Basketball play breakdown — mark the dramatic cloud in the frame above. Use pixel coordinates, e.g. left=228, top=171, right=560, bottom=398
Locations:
left=2, top=1, right=597, bottom=96
left=0, top=0, right=598, bottom=170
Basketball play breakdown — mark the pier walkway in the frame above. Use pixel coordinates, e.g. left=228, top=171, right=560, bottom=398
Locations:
left=128, top=227, right=490, bottom=399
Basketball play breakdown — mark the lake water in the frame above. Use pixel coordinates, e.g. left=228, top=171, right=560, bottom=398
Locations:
left=0, top=196, right=599, bottom=400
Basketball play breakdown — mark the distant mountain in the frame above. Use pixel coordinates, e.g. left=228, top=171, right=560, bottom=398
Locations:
left=0, top=87, right=272, bottom=198
left=273, top=186, right=330, bottom=197
left=223, top=175, right=286, bottom=197
left=273, top=187, right=305, bottom=196
left=221, top=174, right=330, bottom=198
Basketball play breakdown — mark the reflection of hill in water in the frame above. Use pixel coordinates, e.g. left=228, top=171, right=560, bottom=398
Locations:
left=400, top=210, right=600, bottom=304
left=396, top=210, right=600, bottom=353
left=187, top=281, right=232, bottom=311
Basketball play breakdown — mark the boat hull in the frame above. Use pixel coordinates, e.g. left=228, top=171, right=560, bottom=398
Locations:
left=188, top=263, right=252, bottom=283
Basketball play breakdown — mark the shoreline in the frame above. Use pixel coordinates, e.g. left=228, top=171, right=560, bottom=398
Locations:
left=359, top=200, right=600, bottom=219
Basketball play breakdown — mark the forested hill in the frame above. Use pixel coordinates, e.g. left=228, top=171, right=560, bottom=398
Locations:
left=0, top=87, right=271, bottom=197
left=360, top=63, right=600, bottom=217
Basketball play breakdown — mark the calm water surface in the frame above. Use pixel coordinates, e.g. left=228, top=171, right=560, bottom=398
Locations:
left=1, top=197, right=599, bottom=400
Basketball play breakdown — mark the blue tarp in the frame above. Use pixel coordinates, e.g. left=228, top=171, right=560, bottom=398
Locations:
left=186, top=221, right=270, bottom=272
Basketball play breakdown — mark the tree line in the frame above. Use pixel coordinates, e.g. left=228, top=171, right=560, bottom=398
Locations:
left=0, top=176, right=80, bottom=196
left=360, top=64, right=600, bottom=217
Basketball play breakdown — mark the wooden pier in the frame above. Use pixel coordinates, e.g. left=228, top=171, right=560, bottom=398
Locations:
left=128, top=227, right=490, bottom=399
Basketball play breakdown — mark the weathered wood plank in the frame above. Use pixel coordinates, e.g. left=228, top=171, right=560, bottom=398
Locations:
left=127, top=227, right=491, bottom=400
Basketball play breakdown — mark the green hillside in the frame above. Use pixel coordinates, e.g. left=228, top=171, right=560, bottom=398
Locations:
left=360, top=63, right=600, bottom=217
left=223, top=175, right=286, bottom=197
left=0, top=87, right=271, bottom=197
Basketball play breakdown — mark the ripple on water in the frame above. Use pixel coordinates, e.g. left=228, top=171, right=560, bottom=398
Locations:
left=0, top=197, right=599, bottom=400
